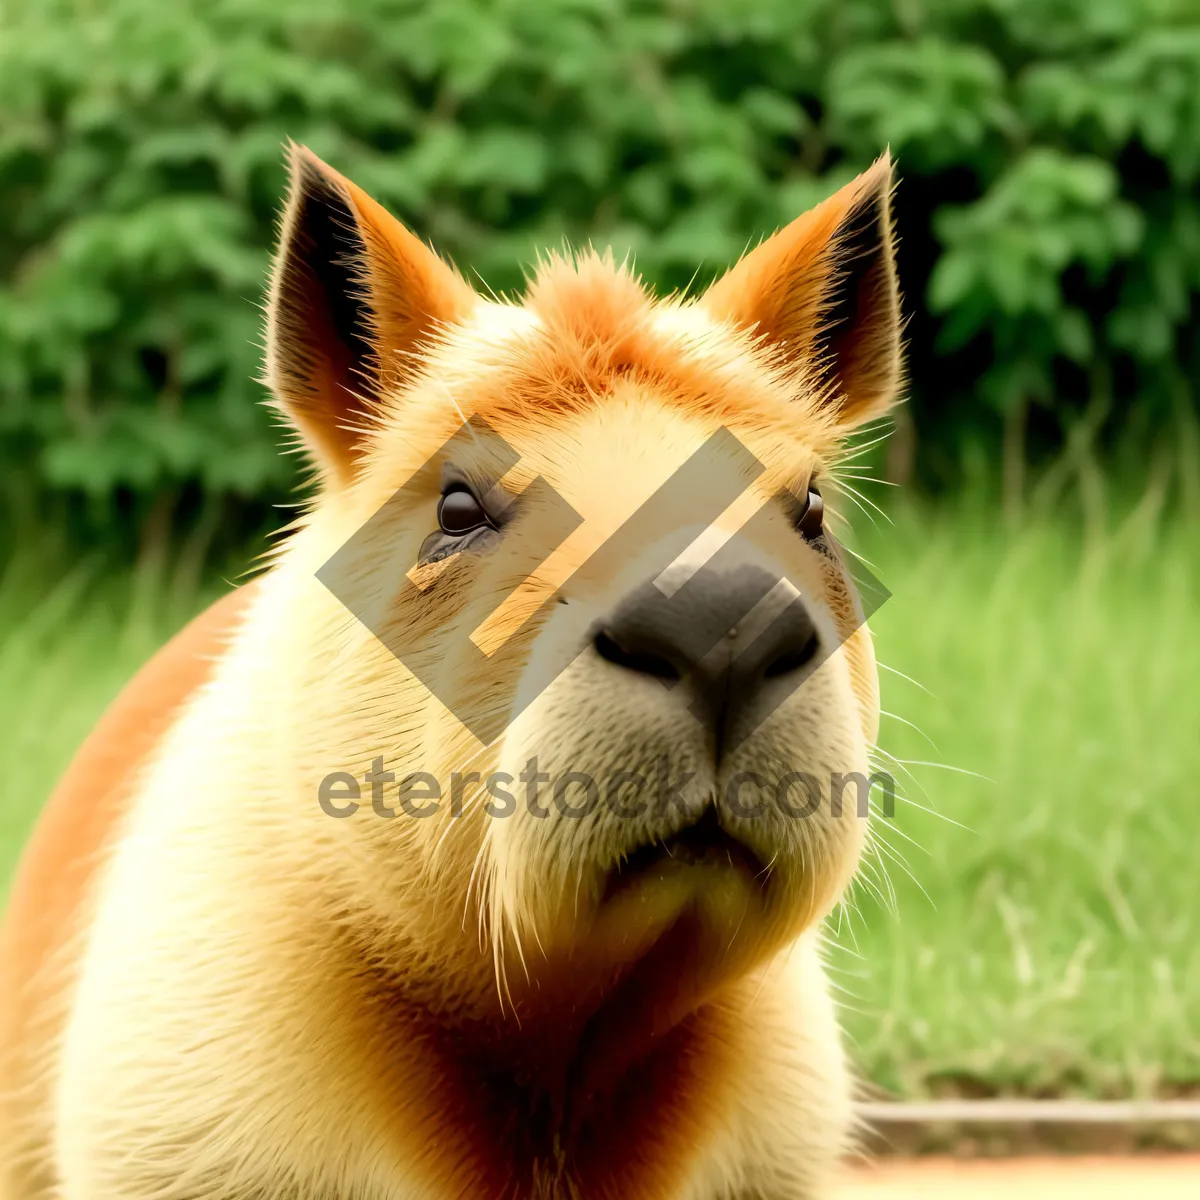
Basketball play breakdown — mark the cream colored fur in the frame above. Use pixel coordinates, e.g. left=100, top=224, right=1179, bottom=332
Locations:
left=34, top=148, right=904, bottom=1199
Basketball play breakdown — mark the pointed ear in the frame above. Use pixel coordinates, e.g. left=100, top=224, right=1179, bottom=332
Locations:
left=265, top=145, right=474, bottom=486
left=703, top=153, right=902, bottom=428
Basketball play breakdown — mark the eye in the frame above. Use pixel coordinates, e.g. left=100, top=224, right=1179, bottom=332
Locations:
left=797, top=485, right=824, bottom=541
left=438, top=485, right=492, bottom=536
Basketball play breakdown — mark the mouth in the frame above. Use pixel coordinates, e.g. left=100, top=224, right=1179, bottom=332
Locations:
left=603, top=805, right=769, bottom=902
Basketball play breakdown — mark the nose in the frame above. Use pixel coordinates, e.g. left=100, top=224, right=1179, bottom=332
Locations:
left=592, top=564, right=822, bottom=753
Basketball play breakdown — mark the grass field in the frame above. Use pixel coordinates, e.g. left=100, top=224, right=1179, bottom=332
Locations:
left=835, top=494, right=1200, bottom=1099
left=1, top=498, right=1197, bottom=1100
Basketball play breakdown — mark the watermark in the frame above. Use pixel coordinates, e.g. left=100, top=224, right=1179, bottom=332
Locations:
left=317, top=420, right=890, bottom=748
left=317, top=757, right=896, bottom=822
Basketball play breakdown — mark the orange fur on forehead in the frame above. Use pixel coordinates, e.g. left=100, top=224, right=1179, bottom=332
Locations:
left=428, top=249, right=842, bottom=456
left=524, top=248, right=653, bottom=356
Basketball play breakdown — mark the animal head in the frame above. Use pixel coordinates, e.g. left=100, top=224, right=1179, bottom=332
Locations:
left=263, top=146, right=902, bottom=1034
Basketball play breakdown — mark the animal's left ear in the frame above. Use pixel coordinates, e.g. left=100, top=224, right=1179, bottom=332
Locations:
left=702, top=153, right=902, bottom=428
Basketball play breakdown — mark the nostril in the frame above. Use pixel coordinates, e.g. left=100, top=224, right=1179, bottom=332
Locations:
left=593, top=629, right=681, bottom=681
left=763, top=630, right=821, bottom=679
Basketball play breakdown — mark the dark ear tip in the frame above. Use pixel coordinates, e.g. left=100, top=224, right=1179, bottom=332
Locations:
left=285, top=144, right=347, bottom=206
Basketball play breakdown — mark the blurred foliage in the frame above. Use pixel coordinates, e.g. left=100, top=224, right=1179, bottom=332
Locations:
left=1, top=0, right=1198, bottom=548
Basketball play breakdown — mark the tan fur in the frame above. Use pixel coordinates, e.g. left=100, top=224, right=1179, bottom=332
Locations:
left=0, top=587, right=259, bottom=1197
left=0, top=147, right=903, bottom=1199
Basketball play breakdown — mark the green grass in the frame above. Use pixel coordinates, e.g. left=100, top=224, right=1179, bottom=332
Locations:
left=835, top=496, right=1200, bottom=1099
left=0, top=558, right=212, bottom=887
left=1, top=502, right=1198, bottom=1099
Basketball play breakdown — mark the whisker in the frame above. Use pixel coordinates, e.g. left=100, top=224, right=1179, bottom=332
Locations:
left=879, top=708, right=940, bottom=753
left=870, top=747, right=976, bottom=832
left=834, top=479, right=893, bottom=526
left=869, top=747, right=939, bottom=815
left=872, top=836, right=935, bottom=910
left=832, top=430, right=895, bottom=465
left=862, top=850, right=899, bottom=912
left=835, top=471, right=900, bottom=488
left=877, top=661, right=936, bottom=698
left=835, top=542, right=881, bottom=573
left=852, top=859, right=895, bottom=915
left=831, top=487, right=880, bottom=530
left=869, top=814, right=931, bottom=855
left=887, top=791, right=974, bottom=834
left=870, top=743, right=928, bottom=788
left=892, top=758, right=993, bottom=784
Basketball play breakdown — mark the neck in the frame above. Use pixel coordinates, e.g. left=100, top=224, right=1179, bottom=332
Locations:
left=352, top=917, right=756, bottom=1197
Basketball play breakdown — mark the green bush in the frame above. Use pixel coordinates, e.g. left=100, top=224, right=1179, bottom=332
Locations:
left=1, top=0, right=1198, bottom=546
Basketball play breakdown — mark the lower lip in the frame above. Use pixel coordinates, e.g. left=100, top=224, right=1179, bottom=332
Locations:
left=603, top=837, right=766, bottom=901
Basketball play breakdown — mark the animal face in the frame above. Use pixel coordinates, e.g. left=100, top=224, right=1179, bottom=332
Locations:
left=265, top=147, right=901, bottom=1029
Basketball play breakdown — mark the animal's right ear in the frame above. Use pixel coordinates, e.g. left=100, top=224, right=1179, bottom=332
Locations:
left=265, top=145, right=474, bottom=487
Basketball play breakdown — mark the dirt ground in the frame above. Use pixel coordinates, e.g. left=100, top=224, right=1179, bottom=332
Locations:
left=840, top=1156, right=1200, bottom=1197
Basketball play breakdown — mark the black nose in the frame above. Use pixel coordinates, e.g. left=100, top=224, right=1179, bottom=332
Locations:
left=592, top=563, right=821, bottom=753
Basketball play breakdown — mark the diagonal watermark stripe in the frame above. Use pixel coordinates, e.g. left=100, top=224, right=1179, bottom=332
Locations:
left=318, top=422, right=888, bottom=749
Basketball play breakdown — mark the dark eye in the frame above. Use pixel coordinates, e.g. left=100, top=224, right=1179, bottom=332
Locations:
left=797, top=486, right=824, bottom=541
left=438, top=486, right=491, bottom=536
